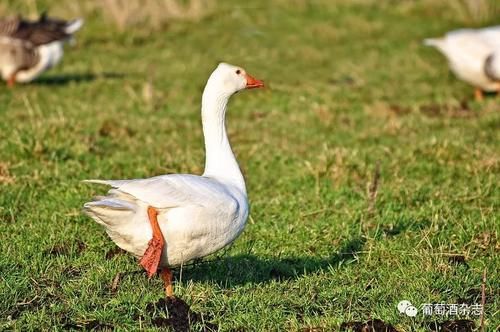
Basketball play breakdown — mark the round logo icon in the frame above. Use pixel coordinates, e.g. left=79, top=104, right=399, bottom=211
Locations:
left=398, top=300, right=418, bottom=317
left=405, top=305, right=418, bottom=317
left=397, top=300, right=412, bottom=314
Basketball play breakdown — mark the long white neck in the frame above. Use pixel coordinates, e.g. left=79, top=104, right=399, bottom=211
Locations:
left=201, top=85, right=246, bottom=195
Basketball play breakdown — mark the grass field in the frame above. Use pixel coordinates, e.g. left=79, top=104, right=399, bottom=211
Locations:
left=0, top=0, right=499, bottom=331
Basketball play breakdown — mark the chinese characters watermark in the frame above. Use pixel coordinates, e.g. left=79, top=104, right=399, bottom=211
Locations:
left=397, top=300, right=483, bottom=318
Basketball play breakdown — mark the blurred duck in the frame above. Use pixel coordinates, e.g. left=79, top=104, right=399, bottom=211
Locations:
left=83, top=63, right=264, bottom=297
left=0, top=13, right=83, bottom=86
left=424, top=26, right=500, bottom=101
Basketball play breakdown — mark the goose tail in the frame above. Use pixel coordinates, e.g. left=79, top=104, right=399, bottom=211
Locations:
left=82, top=179, right=131, bottom=188
left=83, top=195, right=137, bottom=227
left=65, top=18, right=84, bottom=35
left=423, top=37, right=445, bottom=48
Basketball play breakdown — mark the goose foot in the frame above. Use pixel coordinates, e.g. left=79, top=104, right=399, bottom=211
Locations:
left=139, top=207, right=164, bottom=278
left=161, top=268, right=174, bottom=297
left=474, top=88, right=484, bottom=101
left=7, top=74, right=16, bottom=88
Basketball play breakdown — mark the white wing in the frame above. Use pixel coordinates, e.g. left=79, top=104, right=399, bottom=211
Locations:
left=83, top=173, right=245, bottom=262
left=84, top=174, right=238, bottom=209
left=478, top=26, right=500, bottom=49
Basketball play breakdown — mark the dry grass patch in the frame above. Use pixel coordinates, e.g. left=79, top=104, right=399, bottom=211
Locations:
left=1, top=0, right=215, bottom=32
left=0, top=162, right=15, bottom=184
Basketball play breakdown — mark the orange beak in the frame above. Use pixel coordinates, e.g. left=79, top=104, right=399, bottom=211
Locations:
left=245, top=73, right=264, bottom=89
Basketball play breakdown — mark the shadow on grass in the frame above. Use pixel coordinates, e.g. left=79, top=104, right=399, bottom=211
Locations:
left=180, top=236, right=366, bottom=287
left=7, top=237, right=365, bottom=330
left=376, top=217, right=432, bottom=238
left=132, top=237, right=366, bottom=331
left=30, top=72, right=125, bottom=85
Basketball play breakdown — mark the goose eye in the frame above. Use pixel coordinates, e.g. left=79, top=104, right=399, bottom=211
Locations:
left=236, top=69, right=241, bottom=75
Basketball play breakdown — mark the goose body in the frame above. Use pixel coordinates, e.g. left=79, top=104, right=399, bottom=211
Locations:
left=83, top=63, right=264, bottom=295
left=0, top=14, right=83, bottom=85
left=84, top=174, right=248, bottom=267
left=424, top=26, right=500, bottom=97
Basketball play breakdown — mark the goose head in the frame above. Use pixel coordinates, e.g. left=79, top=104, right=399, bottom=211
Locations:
left=205, top=63, right=264, bottom=97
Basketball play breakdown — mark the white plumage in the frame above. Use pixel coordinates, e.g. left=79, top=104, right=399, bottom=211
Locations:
left=424, top=26, right=500, bottom=95
left=84, top=175, right=247, bottom=267
left=15, top=40, right=65, bottom=82
left=83, top=63, right=264, bottom=275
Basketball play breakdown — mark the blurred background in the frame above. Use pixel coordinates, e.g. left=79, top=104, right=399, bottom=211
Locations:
left=1, top=0, right=499, bottom=331
left=2, top=0, right=500, bottom=32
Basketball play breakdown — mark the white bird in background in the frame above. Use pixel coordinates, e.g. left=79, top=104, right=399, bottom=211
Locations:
left=83, top=63, right=264, bottom=297
left=0, top=13, right=83, bottom=86
left=424, top=26, right=500, bottom=101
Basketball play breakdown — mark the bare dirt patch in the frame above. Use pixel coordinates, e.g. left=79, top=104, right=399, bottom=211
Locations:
left=447, top=255, right=467, bottom=266
left=144, top=297, right=218, bottom=332
left=105, top=247, right=127, bottom=260
left=43, top=240, right=87, bottom=257
left=419, top=101, right=475, bottom=118
left=340, top=318, right=398, bottom=331
left=423, top=319, right=475, bottom=332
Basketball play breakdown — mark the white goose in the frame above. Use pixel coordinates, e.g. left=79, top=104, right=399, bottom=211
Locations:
left=83, top=63, right=264, bottom=297
left=424, top=26, right=500, bottom=100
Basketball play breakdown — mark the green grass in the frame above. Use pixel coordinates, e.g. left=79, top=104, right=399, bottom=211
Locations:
left=1, top=1, right=499, bottom=331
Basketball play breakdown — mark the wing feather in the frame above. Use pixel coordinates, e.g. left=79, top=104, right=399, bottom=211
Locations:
left=84, top=174, right=236, bottom=209
left=0, top=14, right=82, bottom=46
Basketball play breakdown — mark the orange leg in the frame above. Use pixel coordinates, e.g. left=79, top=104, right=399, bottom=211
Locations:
left=7, top=73, right=16, bottom=88
left=474, top=88, right=484, bottom=102
left=139, top=207, right=164, bottom=278
left=161, top=268, right=174, bottom=297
